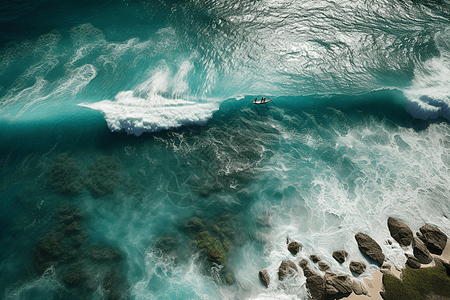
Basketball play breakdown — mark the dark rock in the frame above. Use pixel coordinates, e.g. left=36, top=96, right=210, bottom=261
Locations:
left=84, top=156, right=120, bottom=197
left=318, top=261, right=330, bottom=272
left=405, top=254, right=421, bottom=269
left=64, top=221, right=82, bottom=235
left=55, top=204, right=83, bottom=224
left=278, top=261, right=298, bottom=280
left=349, top=261, right=366, bottom=274
left=306, top=274, right=326, bottom=300
left=325, top=273, right=352, bottom=295
left=310, top=254, right=321, bottom=262
left=419, top=225, right=448, bottom=255
left=355, top=233, right=385, bottom=266
left=184, top=217, right=204, bottom=232
left=48, top=153, right=83, bottom=195
left=299, top=259, right=309, bottom=269
left=332, top=250, right=348, bottom=263
left=63, top=268, right=84, bottom=288
left=351, top=280, right=368, bottom=295
left=413, top=237, right=433, bottom=264
left=155, top=236, right=178, bottom=257
left=90, top=247, right=122, bottom=262
left=387, top=217, right=413, bottom=247
left=288, top=241, right=301, bottom=255
left=259, top=269, right=269, bottom=287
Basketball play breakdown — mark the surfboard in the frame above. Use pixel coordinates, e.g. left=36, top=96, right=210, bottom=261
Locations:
left=252, top=98, right=273, bottom=105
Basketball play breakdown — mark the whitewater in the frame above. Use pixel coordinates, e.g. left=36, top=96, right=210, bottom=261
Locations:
left=1, top=0, right=450, bottom=299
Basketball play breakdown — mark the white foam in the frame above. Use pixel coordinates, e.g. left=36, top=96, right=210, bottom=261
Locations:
left=404, top=30, right=450, bottom=120
left=79, top=91, right=218, bottom=135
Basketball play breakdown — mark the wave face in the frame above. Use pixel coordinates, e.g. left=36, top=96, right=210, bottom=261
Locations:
left=1, top=0, right=450, bottom=299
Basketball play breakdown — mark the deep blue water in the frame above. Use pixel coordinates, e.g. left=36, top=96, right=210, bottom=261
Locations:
left=1, top=0, right=450, bottom=299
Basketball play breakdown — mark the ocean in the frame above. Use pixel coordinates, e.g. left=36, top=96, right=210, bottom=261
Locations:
left=1, top=0, right=450, bottom=299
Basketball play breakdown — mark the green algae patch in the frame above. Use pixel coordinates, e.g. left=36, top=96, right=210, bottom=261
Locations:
left=381, top=265, right=450, bottom=300
left=49, top=153, right=83, bottom=195
left=84, top=156, right=120, bottom=197
left=194, top=230, right=231, bottom=265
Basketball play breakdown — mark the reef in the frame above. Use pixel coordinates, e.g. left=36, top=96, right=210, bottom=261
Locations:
left=31, top=203, right=128, bottom=299
left=48, top=153, right=83, bottom=194
left=84, top=156, right=120, bottom=197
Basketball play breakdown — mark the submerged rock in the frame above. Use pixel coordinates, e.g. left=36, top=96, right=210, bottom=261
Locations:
left=84, top=156, right=120, bottom=197
left=413, top=237, right=433, bottom=264
left=418, top=224, right=448, bottom=255
left=288, top=241, right=301, bottom=255
left=194, top=230, right=231, bottom=265
left=48, top=153, right=83, bottom=195
left=259, top=269, right=270, bottom=287
left=387, top=217, right=413, bottom=247
left=278, top=261, right=298, bottom=280
left=332, top=250, right=348, bottom=263
left=349, top=261, right=366, bottom=274
left=355, top=232, right=385, bottom=266
left=90, top=247, right=122, bottom=262
left=63, top=268, right=85, bottom=288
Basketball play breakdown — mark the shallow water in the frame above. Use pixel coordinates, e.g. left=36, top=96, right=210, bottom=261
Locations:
left=1, top=0, right=450, bottom=299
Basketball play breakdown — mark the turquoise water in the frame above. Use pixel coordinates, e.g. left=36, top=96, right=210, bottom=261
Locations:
left=1, top=0, right=450, bottom=299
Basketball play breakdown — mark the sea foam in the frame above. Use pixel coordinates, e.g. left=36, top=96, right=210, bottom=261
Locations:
left=79, top=91, right=218, bottom=136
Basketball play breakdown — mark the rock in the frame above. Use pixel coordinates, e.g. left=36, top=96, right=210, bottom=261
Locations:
left=355, top=233, right=385, bottom=266
left=325, top=273, right=353, bottom=295
left=194, top=230, right=231, bottom=265
left=288, top=241, right=301, bottom=255
left=405, top=254, right=421, bottom=269
left=63, top=269, right=84, bottom=288
left=310, top=254, right=321, bottom=262
left=387, top=217, right=413, bottom=247
left=306, top=274, right=326, bottom=300
left=84, top=156, right=120, bottom=197
left=381, top=263, right=391, bottom=270
left=413, top=237, right=433, bottom=264
left=184, top=217, right=204, bottom=232
left=299, top=259, right=309, bottom=269
left=48, top=153, right=83, bottom=195
left=332, top=250, right=348, bottom=263
left=103, top=268, right=122, bottom=300
left=351, top=280, right=368, bottom=295
left=419, top=225, right=448, bottom=255
left=259, top=269, right=269, bottom=287
left=318, top=261, right=330, bottom=272
left=55, top=204, right=83, bottom=225
left=299, top=259, right=317, bottom=278
left=349, top=261, right=366, bottom=274
left=278, top=261, right=298, bottom=280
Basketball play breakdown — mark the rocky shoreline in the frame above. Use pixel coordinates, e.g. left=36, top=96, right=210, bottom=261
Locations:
left=258, top=217, right=450, bottom=300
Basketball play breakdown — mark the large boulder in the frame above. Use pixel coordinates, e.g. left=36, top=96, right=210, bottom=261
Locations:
left=318, top=262, right=330, bottom=272
left=288, top=241, right=301, bottom=255
left=194, top=230, right=231, bottom=265
left=278, top=261, right=298, bottom=280
left=332, top=250, right=348, bottom=263
left=387, top=217, right=413, bottom=247
left=405, top=254, right=421, bottom=269
left=324, top=272, right=352, bottom=295
left=310, top=254, right=321, bottom=262
left=299, top=259, right=316, bottom=278
left=306, top=274, right=326, bottom=300
left=355, top=233, right=385, bottom=266
left=418, top=225, right=448, bottom=255
left=259, top=269, right=269, bottom=287
left=412, top=237, right=432, bottom=264
left=349, top=261, right=366, bottom=274
left=351, top=280, right=368, bottom=295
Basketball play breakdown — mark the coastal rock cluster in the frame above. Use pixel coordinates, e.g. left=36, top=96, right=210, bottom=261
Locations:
left=258, top=217, right=450, bottom=300
left=48, top=153, right=120, bottom=197
left=31, top=204, right=127, bottom=299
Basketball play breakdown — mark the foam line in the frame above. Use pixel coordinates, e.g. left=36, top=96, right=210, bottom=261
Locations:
left=79, top=91, right=218, bottom=136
